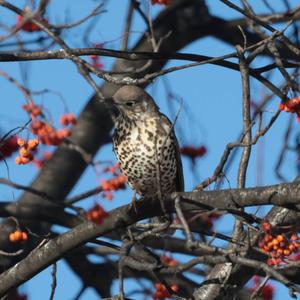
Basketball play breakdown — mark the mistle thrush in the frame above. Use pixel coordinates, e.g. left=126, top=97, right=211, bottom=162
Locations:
left=111, top=85, right=184, bottom=222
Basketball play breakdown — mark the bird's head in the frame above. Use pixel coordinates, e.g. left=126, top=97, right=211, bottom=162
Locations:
left=111, top=85, right=159, bottom=120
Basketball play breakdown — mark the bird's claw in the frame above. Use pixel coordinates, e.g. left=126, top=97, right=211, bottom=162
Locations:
left=129, top=193, right=138, bottom=214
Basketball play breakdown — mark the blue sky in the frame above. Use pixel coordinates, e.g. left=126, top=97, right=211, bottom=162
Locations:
left=0, top=1, right=299, bottom=299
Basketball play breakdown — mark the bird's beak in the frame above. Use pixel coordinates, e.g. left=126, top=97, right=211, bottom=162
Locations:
left=106, top=97, right=121, bottom=110
left=107, top=96, right=123, bottom=107
left=108, top=97, right=125, bottom=110
left=107, top=97, right=123, bottom=115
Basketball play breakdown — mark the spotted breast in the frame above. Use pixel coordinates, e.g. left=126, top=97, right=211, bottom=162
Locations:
left=113, top=114, right=179, bottom=197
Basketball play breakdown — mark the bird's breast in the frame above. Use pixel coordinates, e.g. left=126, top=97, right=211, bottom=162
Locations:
left=113, top=116, right=177, bottom=196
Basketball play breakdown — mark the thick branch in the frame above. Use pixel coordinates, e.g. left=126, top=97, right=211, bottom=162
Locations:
left=179, top=181, right=300, bottom=212
left=1, top=179, right=300, bottom=296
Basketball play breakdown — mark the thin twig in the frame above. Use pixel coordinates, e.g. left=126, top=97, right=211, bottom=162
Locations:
left=49, top=263, right=57, bottom=300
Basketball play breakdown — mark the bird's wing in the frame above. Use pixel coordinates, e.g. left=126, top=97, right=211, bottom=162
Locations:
left=173, top=129, right=184, bottom=192
left=160, top=115, right=184, bottom=192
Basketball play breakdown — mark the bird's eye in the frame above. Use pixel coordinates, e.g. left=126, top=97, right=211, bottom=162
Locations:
left=125, top=101, right=134, bottom=107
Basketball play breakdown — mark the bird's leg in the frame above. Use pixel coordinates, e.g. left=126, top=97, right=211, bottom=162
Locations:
left=130, top=192, right=138, bottom=214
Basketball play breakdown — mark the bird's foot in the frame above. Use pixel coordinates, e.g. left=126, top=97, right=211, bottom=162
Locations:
left=129, top=193, right=138, bottom=214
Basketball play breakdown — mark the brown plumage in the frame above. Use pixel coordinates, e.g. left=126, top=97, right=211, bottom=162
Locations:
left=111, top=85, right=184, bottom=220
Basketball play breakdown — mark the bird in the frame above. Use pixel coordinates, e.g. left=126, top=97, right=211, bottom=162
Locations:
left=111, top=85, right=184, bottom=224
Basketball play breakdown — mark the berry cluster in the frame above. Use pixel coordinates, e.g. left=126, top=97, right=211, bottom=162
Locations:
left=16, top=15, right=48, bottom=32
left=101, top=175, right=127, bottom=192
left=30, top=120, right=71, bottom=146
left=15, top=138, right=39, bottom=165
left=151, top=0, right=171, bottom=5
left=259, top=221, right=300, bottom=265
left=86, top=204, right=109, bottom=225
left=279, top=97, right=300, bottom=122
left=9, top=230, right=28, bottom=243
left=174, top=212, right=220, bottom=230
left=180, top=145, right=207, bottom=161
left=33, top=151, right=52, bottom=169
left=90, top=44, right=104, bottom=69
left=22, top=102, right=42, bottom=119
left=60, top=113, right=77, bottom=126
left=23, top=101, right=76, bottom=147
left=90, top=55, right=104, bottom=70
left=248, top=276, right=274, bottom=300
left=101, top=175, right=127, bottom=200
left=200, top=212, right=221, bottom=230
left=160, top=255, right=178, bottom=267
left=100, top=163, right=127, bottom=200
left=103, top=162, right=121, bottom=175
left=0, top=136, right=19, bottom=160
left=152, top=283, right=178, bottom=300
